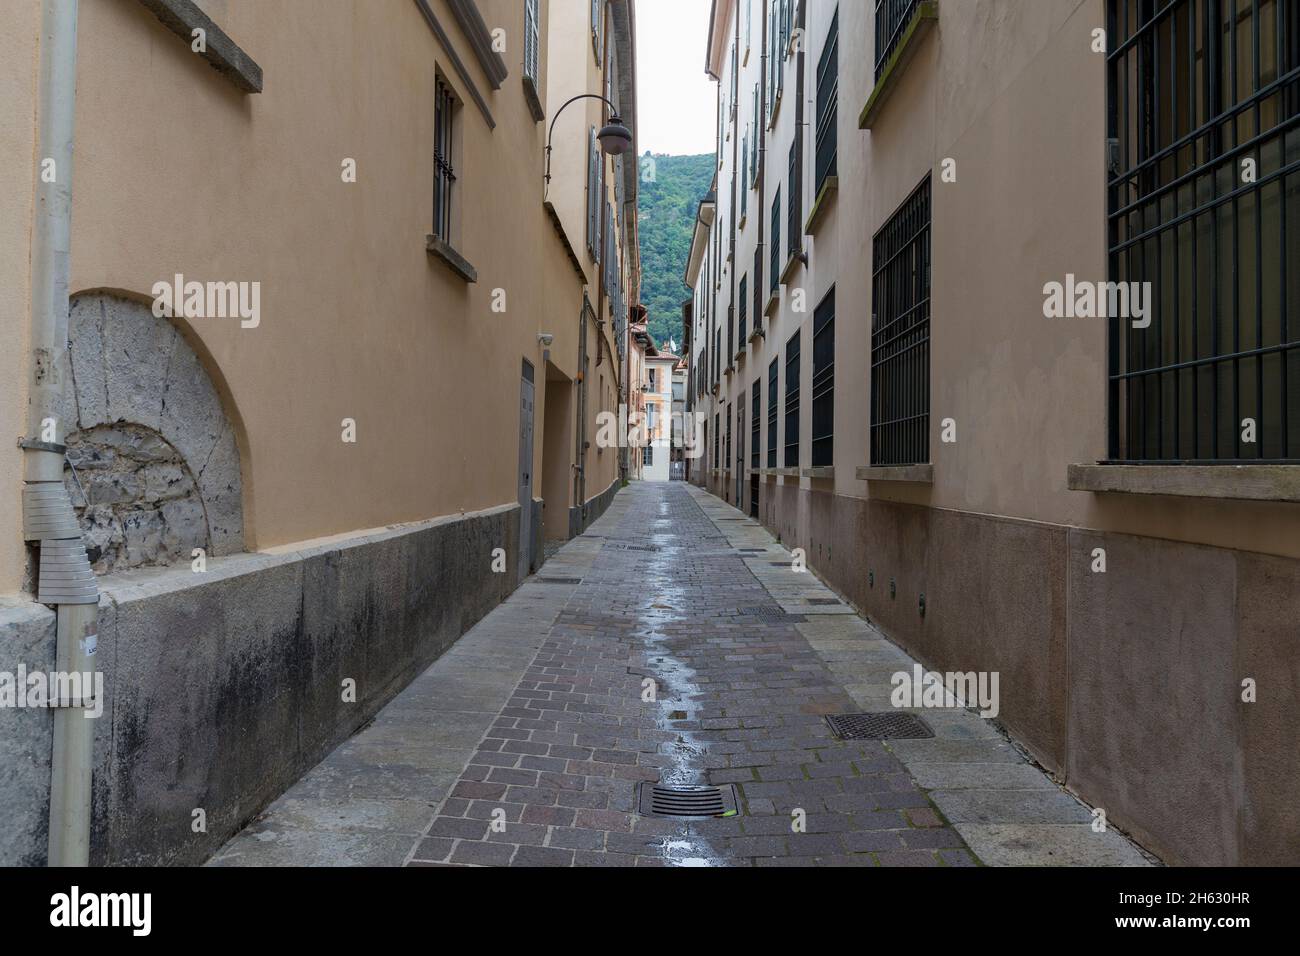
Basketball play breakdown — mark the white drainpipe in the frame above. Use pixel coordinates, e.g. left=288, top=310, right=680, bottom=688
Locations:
left=23, top=0, right=96, bottom=867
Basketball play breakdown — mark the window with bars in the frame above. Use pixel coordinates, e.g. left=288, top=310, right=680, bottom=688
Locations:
left=725, top=402, right=732, bottom=471
left=751, top=381, right=762, bottom=468
left=433, top=79, right=457, bottom=241
left=524, top=0, right=540, bottom=90
left=714, top=412, right=720, bottom=468
left=785, top=328, right=801, bottom=466
left=751, top=84, right=761, bottom=182
left=871, top=176, right=931, bottom=466
left=753, top=244, right=764, bottom=330
left=815, top=9, right=839, bottom=195
left=875, top=0, right=925, bottom=83
left=812, top=289, right=835, bottom=466
left=739, top=274, right=749, bottom=343
left=741, top=135, right=749, bottom=219
left=767, top=358, right=779, bottom=467
left=770, top=187, right=781, bottom=293
left=592, top=0, right=604, bottom=63
left=787, top=137, right=802, bottom=259
left=643, top=445, right=653, bottom=466
left=1107, top=0, right=1300, bottom=462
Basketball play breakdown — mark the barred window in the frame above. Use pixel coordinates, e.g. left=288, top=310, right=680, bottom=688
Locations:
left=433, top=79, right=457, bottom=241
left=871, top=177, right=931, bottom=466
left=753, top=244, right=764, bottom=330
left=1107, top=0, right=1300, bottom=461
left=524, top=0, right=540, bottom=88
left=875, top=0, right=925, bottom=83
left=812, top=289, right=835, bottom=466
left=643, top=445, right=653, bottom=466
left=767, top=357, right=779, bottom=468
left=751, top=382, right=761, bottom=469
left=770, top=186, right=781, bottom=293
left=815, top=9, right=839, bottom=194
left=785, top=328, right=801, bottom=467
left=725, top=401, right=732, bottom=471
left=787, top=138, right=802, bottom=260
left=739, top=274, right=749, bottom=344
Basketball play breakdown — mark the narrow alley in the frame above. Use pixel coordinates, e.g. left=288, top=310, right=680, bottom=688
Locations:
left=210, top=483, right=1148, bottom=868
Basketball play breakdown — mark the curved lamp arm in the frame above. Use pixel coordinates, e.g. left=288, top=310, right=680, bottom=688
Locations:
left=545, top=93, right=622, bottom=185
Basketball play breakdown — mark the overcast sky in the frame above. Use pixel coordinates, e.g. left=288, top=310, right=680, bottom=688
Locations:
left=635, top=0, right=717, bottom=157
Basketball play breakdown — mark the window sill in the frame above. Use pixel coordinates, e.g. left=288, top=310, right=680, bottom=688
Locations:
left=780, top=250, right=806, bottom=284
left=775, top=466, right=800, bottom=477
left=858, top=0, right=939, bottom=130
left=856, top=464, right=933, bottom=483
left=138, top=0, right=263, bottom=93
left=1067, top=463, right=1300, bottom=503
left=733, top=347, right=746, bottom=363
left=522, top=75, right=545, bottom=123
left=802, top=466, right=835, bottom=479
left=747, top=327, right=765, bottom=344
left=764, top=291, right=780, bottom=318
left=805, top=176, right=839, bottom=235
left=427, top=235, right=478, bottom=283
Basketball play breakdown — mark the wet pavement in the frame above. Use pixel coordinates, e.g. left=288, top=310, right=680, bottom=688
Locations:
left=212, top=481, right=1152, bottom=867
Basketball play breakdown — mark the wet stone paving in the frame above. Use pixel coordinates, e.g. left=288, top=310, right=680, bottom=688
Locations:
left=407, top=483, right=974, bottom=867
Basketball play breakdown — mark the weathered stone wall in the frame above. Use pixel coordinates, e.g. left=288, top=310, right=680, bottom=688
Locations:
left=62, top=292, right=244, bottom=570
left=0, top=502, right=521, bottom=866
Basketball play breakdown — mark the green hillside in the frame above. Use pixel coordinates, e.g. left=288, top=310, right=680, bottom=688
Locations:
left=636, top=152, right=715, bottom=350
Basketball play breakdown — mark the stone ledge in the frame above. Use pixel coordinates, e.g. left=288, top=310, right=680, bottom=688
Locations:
left=764, top=291, right=780, bottom=318
left=1067, top=463, right=1300, bottom=502
left=780, top=250, right=805, bottom=284
left=774, top=467, right=800, bottom=477
left=856, top=463, right=934, bottom=484
left=427, top=235, right=478, bottom=283
left=747, top=327, right=766, bottom=344
left=805, top=176, right=839, bottom=235
left=137, top=0, right=263, bottom=93
left=858, top=1, right=939, bottom=130
left=802, top=466, right=835, bottom=479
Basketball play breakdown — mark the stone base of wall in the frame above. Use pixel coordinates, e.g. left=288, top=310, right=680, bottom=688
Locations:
left=568, top=477, right=620, bottom=538
left=0, top=502, right=520, bottom=866
left=745, top=480, right=1299, bottom=867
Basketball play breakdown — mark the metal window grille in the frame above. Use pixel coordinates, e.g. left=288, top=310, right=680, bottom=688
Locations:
left=785, top=327, right=801, bottom=466
left=737, top=395, right=746, bottom=473
left=770, top=186, right=781, bottom=293
left=787, top=137, right=802, bottom=259
left=875, top=0, right=924, bottom=83
left=871, top=176, right=931, bottom=466
left=767, top=357, right=779, bottom=467
left=714, top=412, right=720, bottom=467
left=815, top=9, right=839, bottom=194
left=643, top=445, right=653, bottom=466
left=739, top=274, right=749, bottom=344
left=434, top=79, right=456, bottom=241
left=1106, top=0, right=1300, bottom=461
left=812, top=289, right=835, bottom=466
left=753, top=244, right=764, bottom=330
left=741, top=134, right=749, bottom=218
left=725, top=402, right=732, bottom=470
left=524, top=0, right=540, bottom=86
left=751, top=382, right=761, bottom=468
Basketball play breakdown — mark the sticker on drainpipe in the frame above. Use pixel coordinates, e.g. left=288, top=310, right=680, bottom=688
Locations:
left=80, top=634, right=97, bottom=657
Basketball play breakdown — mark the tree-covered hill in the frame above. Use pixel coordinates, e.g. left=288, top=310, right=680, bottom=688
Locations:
left=637, top=152, right=715, bottom=350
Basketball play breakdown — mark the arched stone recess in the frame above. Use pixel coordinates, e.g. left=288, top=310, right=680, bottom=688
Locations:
left=59, top=291, right=245, bottom=573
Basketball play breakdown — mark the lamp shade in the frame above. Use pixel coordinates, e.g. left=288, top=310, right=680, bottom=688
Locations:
left=598, top=116, right=633, bottom=155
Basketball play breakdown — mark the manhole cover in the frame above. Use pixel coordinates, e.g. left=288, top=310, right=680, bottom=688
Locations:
left=638, top=783, right=739, bottom=818
left=535, top=577, right=581, bottom=584
left=825, top=712, right=934, bottom=740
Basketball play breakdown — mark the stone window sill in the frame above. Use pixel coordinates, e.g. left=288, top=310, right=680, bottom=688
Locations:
left=805, top=176, right=839, bottom=235
left=780, top=250, right=806, bottom=284
left=522, top=75, right=545, bottom=123
left=775, top=467, right=799, bottom=477
left=1067, top=463, right=1300, bottom=503
left=764, top=291, right=780, bottom=318
left=427, top=235, right=478, bottom=283
left=856, top=464, right=933, bottom=483
left=138, top=0, right=263, bottom=93
left=802, top=466, right=835, bottom=479
left=858, top=0, right=938, bottom=130
left=747, top=327, right=765, bottom=344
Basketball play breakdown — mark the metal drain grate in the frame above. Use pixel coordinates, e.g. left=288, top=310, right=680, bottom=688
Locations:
left=738, top=548, right=766, bottom=553
left=737, top=607, right=806, bottom=621
left=807, top=598, right=842, bottom=606
left=535, top=577, right=581, bottom=584
left=638, top=783, right=739, bottom=818
left=609, top=543, right=663, bottom=553
left=825, top=712, right=934, bottom=740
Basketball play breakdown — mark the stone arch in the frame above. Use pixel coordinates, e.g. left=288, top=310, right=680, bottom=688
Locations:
left=60, top=291, right=245, bottom=573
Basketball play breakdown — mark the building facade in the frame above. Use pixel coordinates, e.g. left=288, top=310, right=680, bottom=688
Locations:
left=688, top=0, right=1299, bottom=866
left=0, top=0, right=638, bottom=866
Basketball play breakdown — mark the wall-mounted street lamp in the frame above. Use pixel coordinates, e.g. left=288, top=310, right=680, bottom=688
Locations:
left=545, top=93, right=633, bottom=187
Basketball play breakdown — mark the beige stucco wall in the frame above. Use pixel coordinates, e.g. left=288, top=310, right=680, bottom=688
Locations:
left=0, top=3, right=41, bottom=595
left=698, top=0, right=1299, bottom=560
left=0, top=0, right=636, bottom=595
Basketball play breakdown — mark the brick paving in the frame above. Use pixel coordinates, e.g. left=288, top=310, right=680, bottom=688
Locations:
left=405, top=482, right=977, bottom=867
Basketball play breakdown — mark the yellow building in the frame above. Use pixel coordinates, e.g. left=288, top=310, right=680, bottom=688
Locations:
left=0, top=0, right=638, bottom=866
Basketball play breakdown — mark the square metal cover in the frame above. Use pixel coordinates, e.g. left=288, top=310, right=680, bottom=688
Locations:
left=638, top=783, right=739, bottom=818
left=825, top=712, right=934, bottom=740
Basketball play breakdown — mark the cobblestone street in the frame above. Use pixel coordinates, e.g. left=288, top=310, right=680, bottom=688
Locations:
left=212, top=483, right=1150, bottom=867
